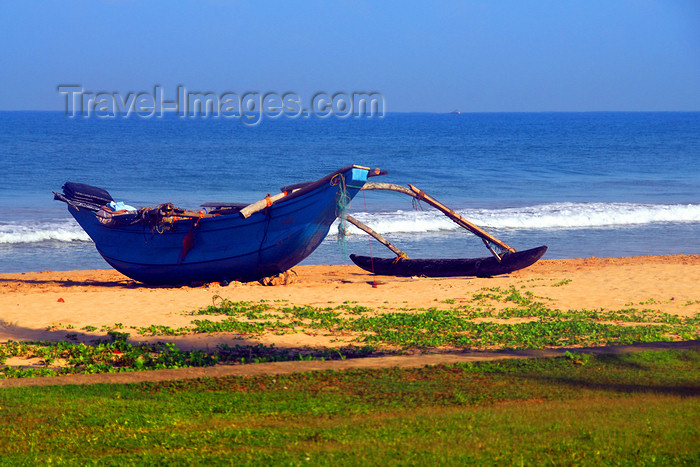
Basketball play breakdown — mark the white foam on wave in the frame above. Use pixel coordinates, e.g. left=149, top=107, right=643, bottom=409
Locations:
left=0, top=222, right=91, bottom=244
left=344, top=202, right=700, bottom=235
left=4, top=202, right=699, bottom=245
left=467, top=202, right=700, bottom=229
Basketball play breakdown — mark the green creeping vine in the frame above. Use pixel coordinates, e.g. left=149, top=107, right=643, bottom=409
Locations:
left=5, top=287, right=697, bottom=378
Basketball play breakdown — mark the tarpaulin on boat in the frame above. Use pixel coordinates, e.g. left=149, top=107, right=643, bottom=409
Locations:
left=58, top=182, right=114, bottom=210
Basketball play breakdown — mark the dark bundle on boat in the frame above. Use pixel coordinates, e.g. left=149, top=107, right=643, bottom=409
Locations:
left=55, top=183, right=210, bottom=229
left=54, top=182, right=114, bottom=211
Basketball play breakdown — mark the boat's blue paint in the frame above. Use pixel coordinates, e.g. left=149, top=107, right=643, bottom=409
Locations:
left=66, top=166, right=369, bottom=285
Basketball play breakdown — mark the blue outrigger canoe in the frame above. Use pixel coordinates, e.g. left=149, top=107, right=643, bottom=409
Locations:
left=55, top=165, right=373, bottom=285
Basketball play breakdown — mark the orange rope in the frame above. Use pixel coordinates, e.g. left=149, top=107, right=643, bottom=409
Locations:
left=392, top=252, right=408, bottom=264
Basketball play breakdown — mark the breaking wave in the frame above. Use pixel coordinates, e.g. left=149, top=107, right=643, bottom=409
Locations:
left=0, top=222, right=91, bottom=244
left=345, top=202, right=700, bottom=235
left=3, top=202, right=699, bottom=245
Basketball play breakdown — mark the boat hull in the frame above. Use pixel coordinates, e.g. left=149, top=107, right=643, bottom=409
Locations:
left=349, top=246, right=548, bottom=277
left=67, top=167, right=369, bottom=285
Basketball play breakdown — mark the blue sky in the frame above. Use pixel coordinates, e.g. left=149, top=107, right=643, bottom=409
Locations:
left=0, top=0, right=698, bottom=112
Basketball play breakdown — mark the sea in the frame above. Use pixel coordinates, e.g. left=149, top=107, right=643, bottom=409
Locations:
left=1, top=111, right=699, bottom=273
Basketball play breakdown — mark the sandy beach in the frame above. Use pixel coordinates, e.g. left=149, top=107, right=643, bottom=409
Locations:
left=1, top=255, right=699, bottom=351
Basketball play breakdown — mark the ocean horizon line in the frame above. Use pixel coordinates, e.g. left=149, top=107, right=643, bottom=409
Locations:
left=1, top=109, right=699, bottom=115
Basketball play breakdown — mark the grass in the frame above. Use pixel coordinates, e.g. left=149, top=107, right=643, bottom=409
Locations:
left=0, top=348, right=697, bottom=464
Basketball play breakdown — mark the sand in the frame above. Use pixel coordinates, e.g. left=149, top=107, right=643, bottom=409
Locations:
left=1, top=255, right=699, bottom=348
left=1, top=255, right=699, bottom=386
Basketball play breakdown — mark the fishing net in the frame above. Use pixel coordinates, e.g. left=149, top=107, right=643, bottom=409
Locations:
left=333, top=174, right=351, bottom=255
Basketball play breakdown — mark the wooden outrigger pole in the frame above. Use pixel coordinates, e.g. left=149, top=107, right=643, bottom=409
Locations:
left=344, top=214, right=409, bottom=259
left=360, top=182, right=516, bottom=261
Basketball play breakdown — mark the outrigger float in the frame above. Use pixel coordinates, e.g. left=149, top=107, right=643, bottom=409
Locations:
left=346, top=182, right=547, bottom=277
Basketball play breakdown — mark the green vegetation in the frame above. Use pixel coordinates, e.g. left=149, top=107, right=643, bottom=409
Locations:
left=551, top=278, right=572, bottom=287
left=6, top=287, right=697, bottom=378
left=0, top=334, right=373, bottom=378
left=0, top=349, right=697, bottom=464
left=151, top=289, right=700, bottom=349
left=0, top=332, right=218, bottom=378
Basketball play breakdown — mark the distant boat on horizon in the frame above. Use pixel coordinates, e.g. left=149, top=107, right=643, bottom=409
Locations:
left=449, top=109, right=461, bottom=115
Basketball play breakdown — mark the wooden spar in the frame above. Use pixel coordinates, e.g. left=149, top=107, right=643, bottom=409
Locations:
left=368, top=168, right=389, bottom=178
left=345, top=215, right=409, bottom=259
left=239, top=191, right=293, bottom=219
left=362, top=182, right=415, bottom=197
left=361, top=182, right=516, bottom=255
left=407, top=184, right=516, bottom=253
left=241, top=165, right=378, bottom=219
